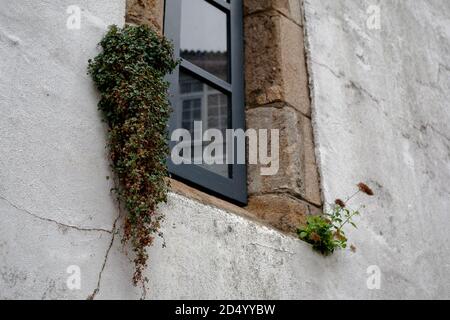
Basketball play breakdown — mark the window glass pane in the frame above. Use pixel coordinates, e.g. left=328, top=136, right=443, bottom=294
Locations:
left=180, top=0, right=229, bottom=82
left=178, top=71, right=231, bottom=178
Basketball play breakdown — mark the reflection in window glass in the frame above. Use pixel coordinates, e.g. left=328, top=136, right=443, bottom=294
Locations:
left=207, top=94, right=228, bottom=131
left=180, top=0, right=229, bottom=82
left=178, top=71, right=230, bottom=178
left=181, top=99, right=201, bottom=135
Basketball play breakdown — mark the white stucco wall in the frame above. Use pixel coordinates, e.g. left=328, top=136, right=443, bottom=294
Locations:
left=0, top=0, right=126, bottom=299
left=0, top=0, right=449, bottom=299
left=304, top=0, right=450, bottom=298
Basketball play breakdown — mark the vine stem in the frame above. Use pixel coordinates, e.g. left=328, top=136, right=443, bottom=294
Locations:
left=337, top=212, right=356, bottom=231
left=336, top=204, right=364, bottom=233
left=345, top=190, right=361, bottom=204
left=323, top=189, right=361, bottom=211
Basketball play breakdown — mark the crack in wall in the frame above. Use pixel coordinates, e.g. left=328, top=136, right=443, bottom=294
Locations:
left=244, top=8, right=302, bottom=29
left=246, top=101, right=312, bottom=120
left=311, top=59, right=345, bottom=79
left=0, top=194, right=112, bottom=234
left=311, top=59, right=382, bottom=105
left=249, top=242, right=295, bottom=255
left=346, top=80, right=381, bottom=105
left=87, top=212, right=121, bottom=300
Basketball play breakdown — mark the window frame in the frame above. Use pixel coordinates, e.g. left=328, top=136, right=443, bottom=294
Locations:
left=164, top=0, right=247, bottom=205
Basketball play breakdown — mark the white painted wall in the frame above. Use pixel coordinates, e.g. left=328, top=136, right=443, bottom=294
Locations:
left=0, top=0, right=449, bottom=299
left=0, top=0, right=126, bottom=299
left=304, top=0, right=450, bottom=299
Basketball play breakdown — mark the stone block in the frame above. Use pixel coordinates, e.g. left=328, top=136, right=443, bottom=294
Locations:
left=246, top=105, right=321, bottom=206
left=243, top=0, right=303, bottom=26
left=246, top=194, right=320, bottom=233
left=126, top=0, right=165, bottom=32
left=244, top=11, right=310, bottom=116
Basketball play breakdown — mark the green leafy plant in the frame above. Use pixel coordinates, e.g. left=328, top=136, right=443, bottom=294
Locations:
left=88, top=25, right=178, bottom=286
left=297, top=183, right=374, bottom=255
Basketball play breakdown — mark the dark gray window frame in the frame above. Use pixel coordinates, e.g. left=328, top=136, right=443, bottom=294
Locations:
left=164, top=0, right=247, bottom=205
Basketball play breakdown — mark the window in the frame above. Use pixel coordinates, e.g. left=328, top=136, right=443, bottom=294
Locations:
left=164, top=0, right=247, bottom=204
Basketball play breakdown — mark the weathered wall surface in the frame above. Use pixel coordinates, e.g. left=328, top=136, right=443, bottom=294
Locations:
left=1, top=0, right=449, bottom=300
left=95, top=193, right=380, bottom=300
left=0, top=0, right=126, bottom=299
left=304, top=0, right=450, bottom=298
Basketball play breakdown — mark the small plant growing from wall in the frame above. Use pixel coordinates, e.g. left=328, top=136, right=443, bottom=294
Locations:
left=88, top=25, right=178, bottom=287
left=297, top=183, right=374, bottom=255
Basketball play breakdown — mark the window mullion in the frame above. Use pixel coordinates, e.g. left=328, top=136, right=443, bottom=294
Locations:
left=180, top=60, right=232, bottom=93
left=204, top=0, right=231, bottom=12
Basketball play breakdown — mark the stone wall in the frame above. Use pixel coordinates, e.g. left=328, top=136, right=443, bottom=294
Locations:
left=243, top=0, right=322, bottom=233
left=126, top=0, right=165, bottom=32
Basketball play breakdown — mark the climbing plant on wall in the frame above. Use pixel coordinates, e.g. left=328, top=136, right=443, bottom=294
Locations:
left=88, top=25, right=178, bottom=286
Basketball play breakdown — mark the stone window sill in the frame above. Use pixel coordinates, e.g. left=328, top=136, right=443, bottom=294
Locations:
left=170, top=178, right=320, bottom=235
